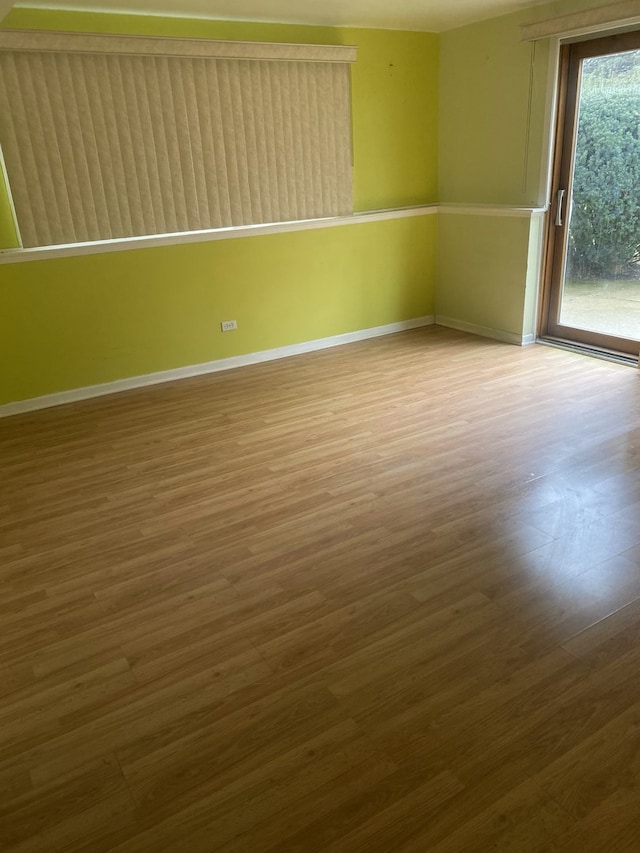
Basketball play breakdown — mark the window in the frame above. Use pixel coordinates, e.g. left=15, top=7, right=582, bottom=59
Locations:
left=0, top=29, right=356, bottom=248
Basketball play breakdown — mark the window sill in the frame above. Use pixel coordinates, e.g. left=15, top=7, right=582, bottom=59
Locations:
left=0, top=205, right=439, bottom=264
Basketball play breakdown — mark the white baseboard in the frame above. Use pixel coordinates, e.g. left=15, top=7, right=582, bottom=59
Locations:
left=435, top=315, right=529, bottom=346
left=0, top=315, right=435, bottom=418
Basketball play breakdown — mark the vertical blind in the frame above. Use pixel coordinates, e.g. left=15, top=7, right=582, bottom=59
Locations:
left=0, top=30, right=357, bottom=248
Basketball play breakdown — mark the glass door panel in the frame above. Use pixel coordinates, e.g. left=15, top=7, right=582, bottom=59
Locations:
left=542, top=33, right=640, bottom=358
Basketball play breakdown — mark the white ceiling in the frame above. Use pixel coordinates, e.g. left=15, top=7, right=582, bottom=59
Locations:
left=10, top=0, right=548, bottom=33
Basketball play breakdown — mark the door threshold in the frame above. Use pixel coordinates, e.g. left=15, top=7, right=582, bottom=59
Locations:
left=537, top=336, right=639, bottom=368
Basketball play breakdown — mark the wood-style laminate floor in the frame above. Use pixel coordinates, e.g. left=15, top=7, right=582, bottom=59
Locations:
left=1, top=326, right=640, bottom=852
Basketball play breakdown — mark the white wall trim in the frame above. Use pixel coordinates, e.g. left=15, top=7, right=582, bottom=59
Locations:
left=435, top=315, right=530, bottom=346
left=0, top=205, right=438, bottom=264
left=0, top=315, right=435, bottom=418
left=438, top=203, right=547, bottom=218
left=0, top=203, right=550, bottom=263
left=539, top=38, right=562, bottom=209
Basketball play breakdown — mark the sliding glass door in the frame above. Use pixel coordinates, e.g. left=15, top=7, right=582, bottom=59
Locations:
left=541, top=32, right=640, bottom=358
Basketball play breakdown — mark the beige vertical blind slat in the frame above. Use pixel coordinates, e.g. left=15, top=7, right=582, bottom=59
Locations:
left=276, top=62, right=297, bottom=221
left=259, top=62, right=280, bottom=224
left=291, top=63, right=308, bottom=220
left=315, top=64, right=332, bottom=215
left=28, top=54, right=72, bottom=243
left=217, top=59, right=243, bottom=226
left=95, top=54, right=132, bottom=237
left=120, top=56, right=155, bottom=237
left=335, top=64, right=354, bottom=216
left=239, top=60, right=260, bottom=223
left=130, top=58, right=163, bottom=234
left=191, top=59, right=217, bottom=226
left=203, top=60, right=231, bottom=225
left=0, top=41, right=355, bottom=248
left=0, top=55, right=36, bottom=244
left=324, top=65, right=340, bottom=218
left=156, top=56, right=187, bottom=233
left=65, top=54, right=104, bottom=240
left=182, top=60, right=211, bottom=229
left=173, top=59, right=202, bottom=232
left=249, top=62, right=271, bottom=223
left=230, top=59, right=254, bottom=225
left=8, top=52, right=54, bottom=246
left=144, top=58, right=174, bottom=234
left=298, top=63, right=322, bottom=219
left=305, top=64, right=321, bottom=218
left=82, top=56, right=121, bottom=238
left=252, top=62, right=272, bottom=223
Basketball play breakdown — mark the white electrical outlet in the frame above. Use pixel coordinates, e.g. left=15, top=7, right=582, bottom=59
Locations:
left=220, top=320, right=238, bottom=332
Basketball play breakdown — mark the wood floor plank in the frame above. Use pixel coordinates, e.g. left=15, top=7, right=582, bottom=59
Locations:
left=0, top=754, right=131, bottom=850
left=110, top=721, right=386, bottom=853
left=288, top=768, right=464, bottom=853
left=532, top=697, right=640, bottom=822
left=424, top=775, right=576, bottom=853
left=1, top=327, right=640, bottom=850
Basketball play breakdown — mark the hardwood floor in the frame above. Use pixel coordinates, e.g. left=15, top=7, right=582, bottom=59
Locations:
left=1, top=326, right=640, bottom=852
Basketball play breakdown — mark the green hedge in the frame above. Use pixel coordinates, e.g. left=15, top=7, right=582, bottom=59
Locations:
left=569, top=62, right=640, bottom=280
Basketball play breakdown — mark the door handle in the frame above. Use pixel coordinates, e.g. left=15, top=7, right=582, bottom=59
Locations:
left=555, top=189, right=566, bottom=227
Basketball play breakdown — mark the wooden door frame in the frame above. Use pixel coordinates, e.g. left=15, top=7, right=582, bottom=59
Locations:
left=539, top=31, right=640, bottom=358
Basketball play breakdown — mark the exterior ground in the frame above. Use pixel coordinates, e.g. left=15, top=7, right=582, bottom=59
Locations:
left=561, top=279, right=640, bottom=341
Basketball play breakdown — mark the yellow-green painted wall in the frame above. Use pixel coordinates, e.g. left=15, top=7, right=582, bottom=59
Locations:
left=0, top=217, right=436, bottom=404
left=438, top=0, right=609, bottom=207
left=437, top=214, right=532, bottom=336
left=2, top=1, right=616, bottom=407
left=436, top=7, right=549, bottom=337
left=439, top=10, right=551, bottom=207
left=436, top=0, right=606, bottom=339
left=0, top=9, right=438, bottom=405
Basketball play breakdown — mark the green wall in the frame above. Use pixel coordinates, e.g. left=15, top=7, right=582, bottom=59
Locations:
left=439, top=0, right=610, bottom=207
left=0, top=217, right=436, bottom=404
left=439, top=10, right=551, bottom=207
left=436, top=214, right=532, bottom=338
left=0, top=9, right=439, bottom=405
left=1, top=1, right=617, bottom=407
left=436, top=0, right=606, bottom=340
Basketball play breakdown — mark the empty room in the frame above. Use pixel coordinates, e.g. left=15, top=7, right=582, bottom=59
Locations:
left=1, top=0, right=640, bottom=850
